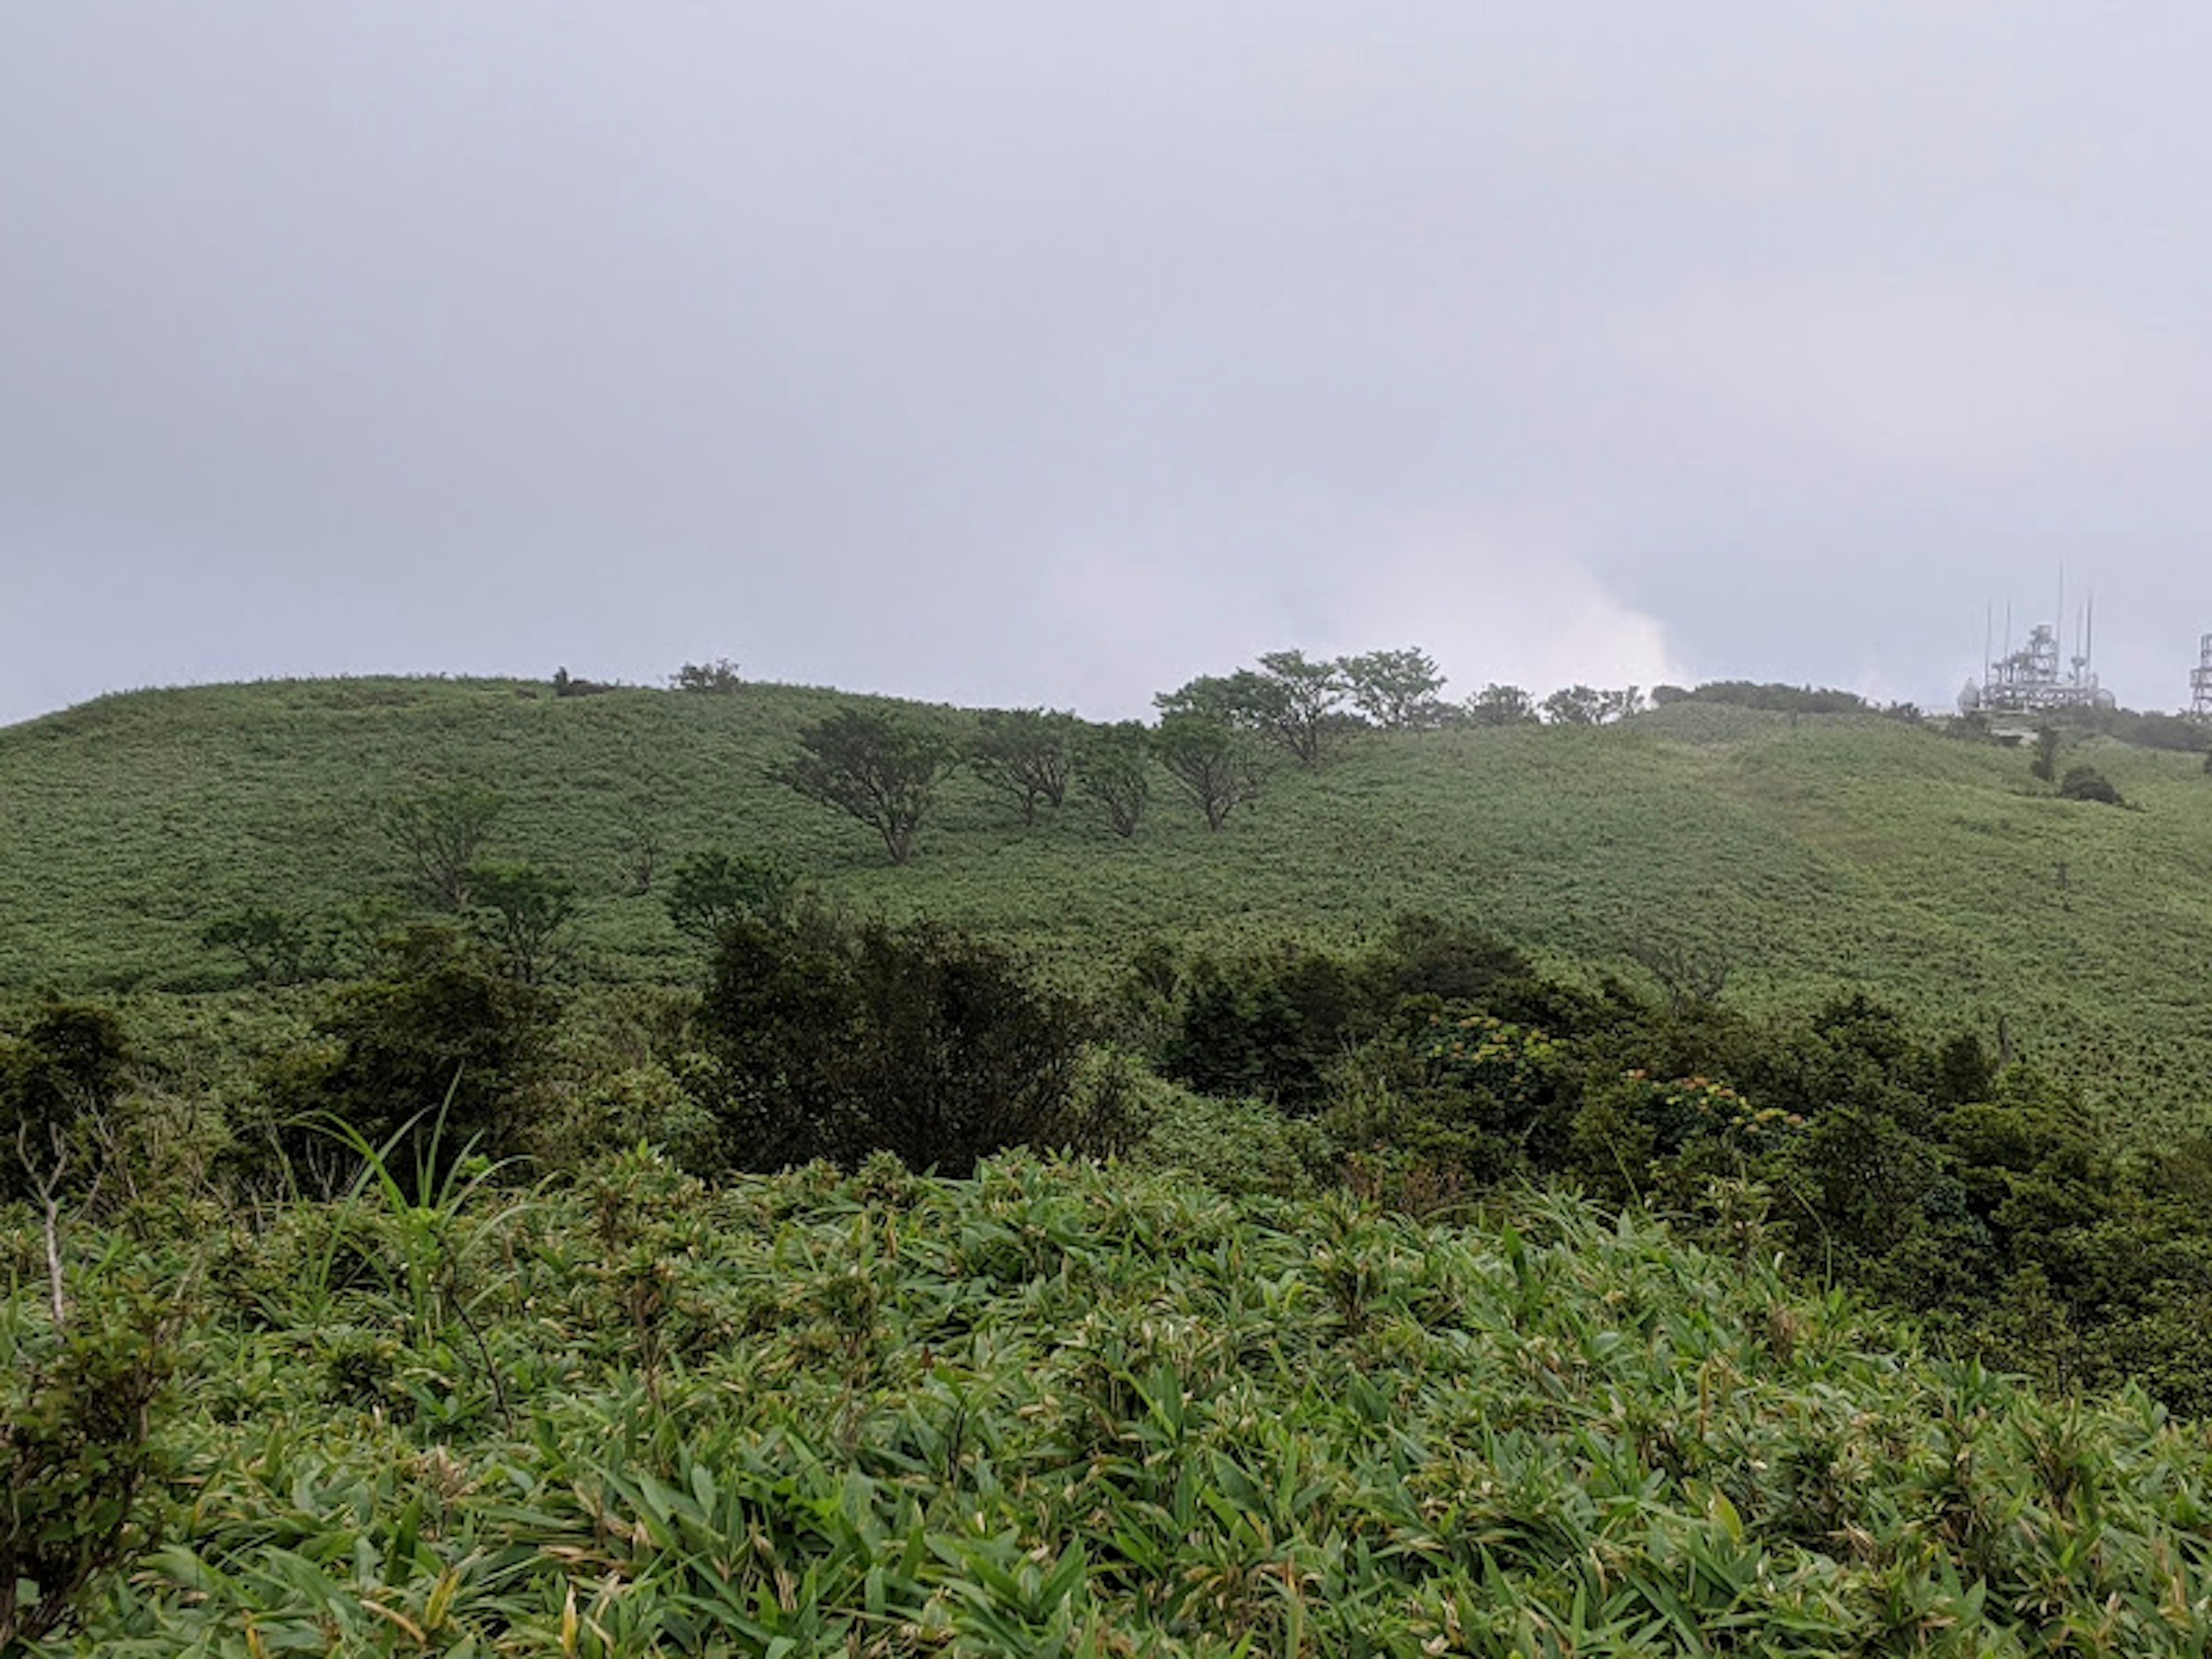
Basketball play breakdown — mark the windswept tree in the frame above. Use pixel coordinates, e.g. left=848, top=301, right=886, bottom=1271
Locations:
left=1544, top=685, right=1643, bottom=725
left=200, top=907, right=324, bottom=986
left=1540, top=685, right=1605, bottom=726
left=779, top=706, right=957, bottom=865
left=1155, top=649, right=1347, bottom=768
left=1156, top=713, right=1260, bottom=831
left=467, top=861, right=578, bottom=983
left=378, top=783, right=504, bottom=910
left=1340, top=647, right=1449, bottom=730
left=1464, top=683, right=1539, bottom=726
left=1599, top=686, right=1646, bottom=724
left=969, top=709, right=1077, bottom=825
left=671, top=658, right=743, bottom=693
left=1250, top=649, right=1349, bottom=766
left=1153, top=672, right=1251, bottom=725
left=1075, top=721, right=1152, bottom=838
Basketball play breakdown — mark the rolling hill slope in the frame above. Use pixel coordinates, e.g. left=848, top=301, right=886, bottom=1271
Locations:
left=5, top=675, right=2210, bottom=1136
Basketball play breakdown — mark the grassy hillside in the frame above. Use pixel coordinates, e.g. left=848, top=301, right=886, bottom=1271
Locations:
left=13, top=1156, right=2212, bottom=1654
left=5, top=675, right=2210, bottom=1135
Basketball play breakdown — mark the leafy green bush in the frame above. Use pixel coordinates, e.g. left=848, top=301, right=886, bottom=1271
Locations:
left=697, top=913, right=1108, bottom=1172
left=2059, top=763, right=2123, bottom=804
left=0, top=1002, right=128, bottom=1203
left=661, top=847, right=797, bottom=941
left=0, top=1275, right=176, bottom=1649
left=256, top=926, right=552, bottom=1191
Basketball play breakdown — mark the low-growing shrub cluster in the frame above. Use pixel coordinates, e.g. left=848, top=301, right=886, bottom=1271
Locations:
left=1132, top=926, right=2212, bottom=1416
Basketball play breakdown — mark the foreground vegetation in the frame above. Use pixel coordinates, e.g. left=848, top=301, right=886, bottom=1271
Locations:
left=11, top=1157, right=2212, bottom=1655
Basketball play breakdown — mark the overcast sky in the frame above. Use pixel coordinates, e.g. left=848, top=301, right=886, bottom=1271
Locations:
left=7, top=3, right=2212, bottom=726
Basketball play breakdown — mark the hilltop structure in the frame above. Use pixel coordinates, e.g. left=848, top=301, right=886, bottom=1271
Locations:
left=2191, top=635, right=2212, bottom=719
left=1959, top=592, right=2112, bottom=717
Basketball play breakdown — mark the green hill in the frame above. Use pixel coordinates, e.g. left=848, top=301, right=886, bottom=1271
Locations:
left=5, top=675, right=2209, bottom=1138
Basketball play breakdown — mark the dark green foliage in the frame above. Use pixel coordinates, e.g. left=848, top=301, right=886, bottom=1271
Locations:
left=1157, top=944, right=1363, bottom=1112
left=264, top=925, right=551, bottom=1189
left=1653, top=681, right=1873, bottom=715
left=2065, top=700, right=2212, bottom=753
left=0, top=1002, right=128, bottom=1202
left=967, top=708, right=1075, bottom=824
left=549, top=666, right=616, bottom=698
left=698, top=914, right=1101, bottom=1172
left=1339, top=646, right=1448, bottom=729
left=0, top=1281, right=174, bottom=1650
left=1150, top=920, right=1540, bottom=1114
left=1245, top=648, right=1347, bottom=767
left=465, top=860, right=577, bottom=982
left=1072, top=720, right=1150, bottom=837
left=1462, top=682, right=1538, bottom=724
left=1153, top=713, right=1259, bottom=830
left=2031, top=724, right=2061, bottom=782
left=1541, top=684, right=1643, bottom=725
left=377, top=782, right=505, bottom=910
left=199, top=906, right=325, bottom=985
left=662, top=847, right=797, bottom=940
left=1367, top=912, right=1533, bottom=1005
left=2059, top=763, right=2123, bottom=803
left=1156, top=650, right=1347, bottom=768
left=670, top=657, right=743, bottom=692
left=778, top=706, right=957, bottom=865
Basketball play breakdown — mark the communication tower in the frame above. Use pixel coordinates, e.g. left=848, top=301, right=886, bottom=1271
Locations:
left=1962, top=573, right=2110, bottom=717
left=2191, top=635, right=2212, bottom=718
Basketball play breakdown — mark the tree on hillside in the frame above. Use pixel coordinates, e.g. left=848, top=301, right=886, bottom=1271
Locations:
left=467, top=861, right=578, bottom=983
left=1153, top=671, right=1252, bottom=725
left=1075, top=721, right=1152, bottom=838
left=1540, top=685, right=1605, bottom=726
left=1156, top=713, right=1260, bottom=831
left=1599, top=687, right=1646, bottom=724
left=1249, top=649, right=1348, bottom=767
left=379, top=783, right=504, bottom=910
left=779, top=707, right=958, bottom=865
left=2031, top=725, right=2061, bottom=783
left=1341, top=647, right=1449, bottom=730
left=968, top=709, right=1077, bottom=825
left=1155, top=650, right=1347, bottom=768
left=200, top=907, right=324, bottom=986
left=1540, top=685, right=1642, bottom=726
left=1463, top=684, right=1539, bottom=726
left=671, top=658, right=743, bottom=693
left=664, top=848, right=798, bottom=940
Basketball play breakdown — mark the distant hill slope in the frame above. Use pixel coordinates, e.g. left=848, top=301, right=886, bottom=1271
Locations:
left=6, top=675, right=2211, bottom=1136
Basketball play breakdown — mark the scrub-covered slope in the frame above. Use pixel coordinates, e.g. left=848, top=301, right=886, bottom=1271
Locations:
left=5, top=676, right=2209, bottom=1133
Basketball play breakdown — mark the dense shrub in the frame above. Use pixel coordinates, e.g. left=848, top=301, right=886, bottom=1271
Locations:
left=697, top=913, right=1106, bottom=1172
left=2058, top=763, right=2123, bottom=804
left=256, top=925, right=552, bottom=1191
left=0, top=1002, right=128, bottom=1203
left=1, top=1272, right=176, bottom=1650
left=1653, top=681, right=1872, bottom=715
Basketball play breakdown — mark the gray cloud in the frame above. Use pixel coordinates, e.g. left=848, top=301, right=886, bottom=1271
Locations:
left=7, top=3, right=2212, bottom=724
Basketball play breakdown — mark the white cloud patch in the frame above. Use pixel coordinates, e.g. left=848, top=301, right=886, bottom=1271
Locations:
left=1040, top=513, right=1684, bottom=717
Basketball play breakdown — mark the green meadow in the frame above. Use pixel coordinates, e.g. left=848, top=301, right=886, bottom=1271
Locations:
left=5, top=676, right=2208, bottom=1139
